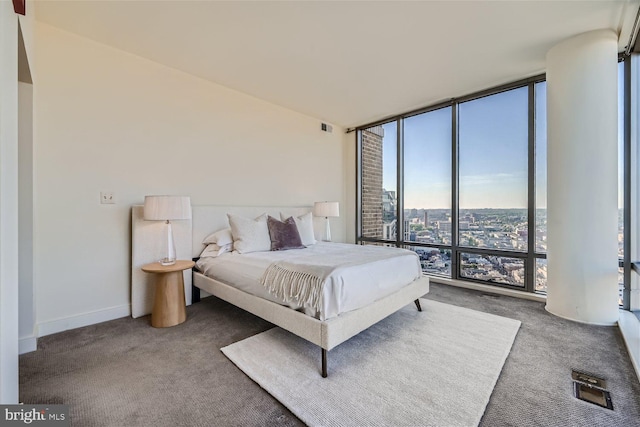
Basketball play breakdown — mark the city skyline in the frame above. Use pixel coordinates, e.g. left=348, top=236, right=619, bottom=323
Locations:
left=378, top=70, right=625, bottom=209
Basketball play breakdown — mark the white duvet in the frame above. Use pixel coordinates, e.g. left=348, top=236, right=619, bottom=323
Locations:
left=195, top=242, right=422, bottom=320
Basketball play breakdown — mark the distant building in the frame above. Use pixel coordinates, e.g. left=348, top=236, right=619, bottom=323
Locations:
left=382, top=190, right=396, bottom=222
left=438, top=221, right=452, bottom=232
left=503, top=263, right=522, bottom=272
left=424, top=211, right=429, bottom=227
left=383, top=221, right=393, bottom=240
left=382, top=218, right=411, bottom=241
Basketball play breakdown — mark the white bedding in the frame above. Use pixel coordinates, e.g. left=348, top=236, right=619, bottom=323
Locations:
left=195, top=242, right=422, bottom=320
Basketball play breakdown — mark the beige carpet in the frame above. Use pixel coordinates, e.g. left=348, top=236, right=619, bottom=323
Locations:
left=221, top=299, right=521, bottom=427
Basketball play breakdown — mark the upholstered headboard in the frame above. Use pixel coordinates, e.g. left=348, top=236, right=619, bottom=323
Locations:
left=131, top=204, right=321, bottom=318
left=191, top=205, right=318, bottom=258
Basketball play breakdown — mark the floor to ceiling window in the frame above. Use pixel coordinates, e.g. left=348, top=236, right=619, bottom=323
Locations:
left=535, top=81, right=548, bottom=293
left=630, top=53, right=640, bottom=315
left=358, top=76, right=546, bottom=293
left=402, top=107, right=453, bottom=276
left=358, top=59, right=630, bottom=296
left=458, top=87, right=529, bottom=288
left=361, top=123, right=397, bottom=242
left=618, top=59, right=627, bottom=307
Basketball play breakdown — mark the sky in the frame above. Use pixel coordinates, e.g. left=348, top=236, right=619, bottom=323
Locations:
left=380, top=63, right=625, bottom=210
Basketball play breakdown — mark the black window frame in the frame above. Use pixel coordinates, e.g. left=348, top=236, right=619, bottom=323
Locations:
left=355, top=74, right=630, bottom=294
left=357, top=59, right=633, bottom=300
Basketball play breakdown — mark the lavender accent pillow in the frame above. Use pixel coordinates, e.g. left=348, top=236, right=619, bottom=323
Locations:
left=280, top=212, right=316, bottom=246
left=267, top=216, right=306, bottom=251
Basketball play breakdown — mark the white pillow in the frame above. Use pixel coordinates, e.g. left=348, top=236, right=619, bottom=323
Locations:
left=200, top=243, right=232, bottom=258
left=202, top=228, right=234, bottom=246
left=227, top=213, right=271, bottom=254
left=281, top=211, right=316, bottom=246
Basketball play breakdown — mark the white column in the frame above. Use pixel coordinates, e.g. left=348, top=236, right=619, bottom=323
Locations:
left=545, top=30, right=619, bottom=325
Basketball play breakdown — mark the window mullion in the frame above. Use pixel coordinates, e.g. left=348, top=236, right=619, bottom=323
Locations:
left=526, top=83, right=536, bottom=293
left=623, top=57, right=632, bottom=310
left=451, top=104, right=459, bottom=280
left=356, top=130, right=363, bottom=242
left=397, top=119, right=404, bottom=247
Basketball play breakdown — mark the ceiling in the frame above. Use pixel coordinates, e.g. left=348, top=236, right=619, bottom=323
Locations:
left=35, top=1, right=640, bottom=128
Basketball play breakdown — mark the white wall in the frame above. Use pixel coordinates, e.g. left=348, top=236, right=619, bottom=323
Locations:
left=0, top=0, right=20, bottom=404
left=343, top=131, right=357, bottom=243
left=33, top=23, right=348, bottom=334
left=18, top=81, right=35, bottom=353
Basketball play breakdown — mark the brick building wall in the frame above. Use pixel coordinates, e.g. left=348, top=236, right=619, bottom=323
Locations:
left=361, top=126, right=384, bottom=239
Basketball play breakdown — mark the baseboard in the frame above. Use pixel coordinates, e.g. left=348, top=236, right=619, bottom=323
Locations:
left=19, top=335, right=37, bottom=354
left=430, top=277, right=547, bottom=303
left=618, top=310, right=640, bottom=384
left=37, top=304, right=131, bottom=338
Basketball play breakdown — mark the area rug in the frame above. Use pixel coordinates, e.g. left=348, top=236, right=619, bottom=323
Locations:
left=221, top=299, right=521, bottom=427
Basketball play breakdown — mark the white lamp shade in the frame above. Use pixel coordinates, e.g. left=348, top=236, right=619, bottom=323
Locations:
left=314, top=201, right=339, bottom=218
left=143, top=196, right=192, bottom=221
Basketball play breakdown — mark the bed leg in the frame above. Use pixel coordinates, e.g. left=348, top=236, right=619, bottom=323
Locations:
left=192, top=284, right=201, bottom=304
left=414, top=299, right=422, bottom=312
left=322, top=348, right=328, bottom=378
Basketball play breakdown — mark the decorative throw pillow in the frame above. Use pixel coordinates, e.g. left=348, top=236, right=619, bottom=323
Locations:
left=227, top=213, right=271, bottom=254
left=268, top=216, right=306, bottom=251
left=200, top=243, right=232, bottom=258
left=202, top=228, right=234, bottom=247
left=280, top=211, right=316, bottom=246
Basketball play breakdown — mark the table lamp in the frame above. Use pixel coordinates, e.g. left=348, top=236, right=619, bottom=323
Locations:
left=313, top=201, right=339, bottom=242
left=143, top=195, right=191, bottom=265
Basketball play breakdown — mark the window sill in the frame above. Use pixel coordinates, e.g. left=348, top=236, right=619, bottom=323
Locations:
left=429, top=276, right=547, bottom=303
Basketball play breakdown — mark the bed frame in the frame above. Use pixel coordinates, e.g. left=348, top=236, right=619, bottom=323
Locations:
left=190, top=205, right=430, bottom=377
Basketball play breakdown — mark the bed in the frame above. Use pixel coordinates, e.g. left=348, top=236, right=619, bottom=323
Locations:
left=190, top=205, right=430, bottom=377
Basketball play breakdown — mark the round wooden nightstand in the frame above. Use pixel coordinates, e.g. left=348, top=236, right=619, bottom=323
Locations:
left=141, top=260, right=195, bottom=328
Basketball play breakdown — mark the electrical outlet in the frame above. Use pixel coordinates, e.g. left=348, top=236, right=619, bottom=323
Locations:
left=100, top=191, right=115, bottom=204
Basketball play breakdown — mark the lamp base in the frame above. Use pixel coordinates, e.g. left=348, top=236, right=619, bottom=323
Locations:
left=323, top=217, right=332, bottom=242
left=161, top=220, right=177, bottom=266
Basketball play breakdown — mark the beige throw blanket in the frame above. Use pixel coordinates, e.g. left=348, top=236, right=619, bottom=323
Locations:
left=260, top=244, right=415, bottom=312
